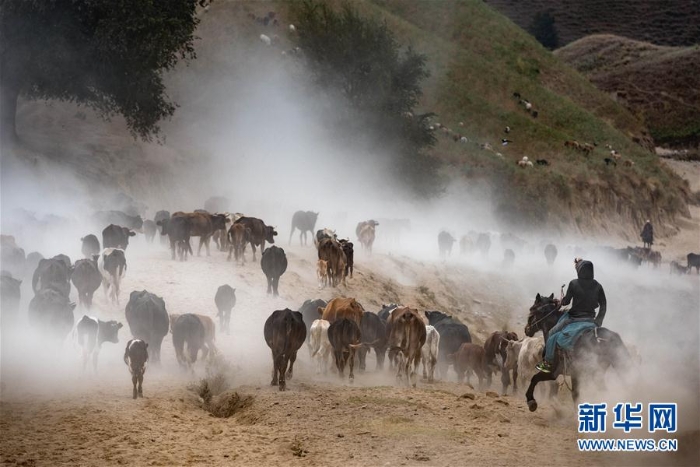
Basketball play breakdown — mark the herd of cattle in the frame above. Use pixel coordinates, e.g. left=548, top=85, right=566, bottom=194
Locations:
left=1, top=198, right=698, bottom=400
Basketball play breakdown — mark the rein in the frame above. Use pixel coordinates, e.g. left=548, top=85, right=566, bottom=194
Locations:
left=528, top=301, right=561, bottom=330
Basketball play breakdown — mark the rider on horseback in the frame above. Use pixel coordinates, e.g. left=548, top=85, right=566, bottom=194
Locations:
left=536, top=258, right=607, bottom=373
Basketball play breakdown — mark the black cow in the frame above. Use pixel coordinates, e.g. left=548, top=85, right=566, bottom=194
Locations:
left=214, top=284, right=236, bottom=334
left=81, top=234, right=100, bottom=258
left=154, top=210, right=171, bottom=244
left=102, top=224, right=136, bottom=250
left=93, top=211, right=143, bottom=231
left=143, top=220, right=157, bottom=243
left=544, top=244, right=558, bottom=266
left=28, top=288, right=76, bottom=340
left=357, top=311, right=387, bottom=370
left=172, top=313, right=206, bottom=371
left=124, top=339, right=148, bottom=399
left=688, top=253, right=700, bottom=274
left=125, top=290, right=169, bottom=364
left=425, top=310, right=472, bottom=379
left=71, top=258, right=102, bottom=309
left=32, top=256, right=72, bottom=296
left=158, top=216, right=193, bottom=261
left=377, top=303, right=400, bottom=322
left=328, top=318, right=362, bottom=382
left=0, top=271, right=22, bottom=325
left=234, top=217, right=277, bottom=260
left=438, top=231, right=456, bottom=258
left=260, top=246, right=287, bottom=296
left=264, top=308, right=306, bottom=391
left=339, top=239, right=354, bottom=278
left=76, top=315, right=123, bottom=371
left=299, top=298, right=327, bottom=339
left=289, top=211, right=319, bottom=246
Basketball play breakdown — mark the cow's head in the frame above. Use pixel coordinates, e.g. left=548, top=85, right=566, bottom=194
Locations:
left=210, top=213, right=228, bottom=230
left=99, top=320, right=123, bottom=344
left=424, top=310, right=449, bottom=325
left=265, top=226, right=278, bottom=243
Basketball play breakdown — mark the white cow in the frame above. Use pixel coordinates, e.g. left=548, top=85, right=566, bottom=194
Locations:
left=97, top=248, right=127, bottom=305
left=516, top=336, right=544, bottom=388
left=308, top=319, right=332, bottom=374
left=421, top=325, right=440, bottom=383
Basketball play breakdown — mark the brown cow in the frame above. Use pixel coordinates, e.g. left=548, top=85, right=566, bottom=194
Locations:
left=356, top=220, right=378, bottom=254
left=169, top=313, right=217, bottom=358
left=233, top=217, right=277, bottom=261
left=172, top=212, right=227, bottom=256
left=387, top=306, right=426, bottom=387
left=483, top=331, right=519, bottom=394
left=227, top=223, right=250, bottom=264
left=318, top=238, right=346, bottom=287
left=319, top=297, right=364, bottom=327
left=451, top=343, right=493, bottom=389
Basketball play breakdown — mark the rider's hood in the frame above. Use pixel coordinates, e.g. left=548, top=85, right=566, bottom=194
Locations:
left=576, top=260, right=594, bottom=280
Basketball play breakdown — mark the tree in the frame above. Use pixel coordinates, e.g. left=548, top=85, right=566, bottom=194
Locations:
left=0, top=0, right=201, bottom=143
left=292, top=1, right=443, bottom=197
left=529, top=11, right=559, bottom=50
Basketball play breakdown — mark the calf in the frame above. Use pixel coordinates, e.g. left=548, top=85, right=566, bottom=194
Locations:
left=124, top=339, right=148, bottom=399
left=71, top=258, right=102, bottom=309
left=172, top=313, right=207, bottom=371
left=308, top=319, right=332, bottom=374
left=260, top=246, right=288, bottom=296
left=357, top=311, right=387, bottom=370
left=504, top=339, right=522, bottom=391
left=483, top=330, right=519, bottom=394
left=517, top=336, right=544, bottom=389
left=81, top=234, right=100, bottom=258
left=264, top=308, right=306, bottom=391
left=387, top=307, right=427, bottom=387
left=452, top=343, right=490, bottom=388
left=97, top=248, right=127, bottom=305
left=328, top=318, right=363, bottom=383
left=76, top=315, right=123, bottom=371
left=317, top=259, right=329, bottom=288
left=227, top=223, right=250, bottom=264
left=214, top=285, right=236, bottom=334
left=421, top=325, right=440, bottom=383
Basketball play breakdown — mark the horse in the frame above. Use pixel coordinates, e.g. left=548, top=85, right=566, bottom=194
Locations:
left=523, top=293, right=631, bottom=412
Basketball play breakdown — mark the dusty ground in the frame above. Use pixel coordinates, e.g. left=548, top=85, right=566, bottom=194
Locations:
left=1, top=160, right=698, bottom=467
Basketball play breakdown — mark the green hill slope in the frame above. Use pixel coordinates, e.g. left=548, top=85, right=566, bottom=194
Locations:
left=341, top=0, right=689, bottom=236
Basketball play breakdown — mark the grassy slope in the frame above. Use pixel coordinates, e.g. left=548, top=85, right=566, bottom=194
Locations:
left=556, top=34, right=700, bottom=146
left=482, top=0, right=700, bottom=47
left=348, top=0, right=689, bottom=237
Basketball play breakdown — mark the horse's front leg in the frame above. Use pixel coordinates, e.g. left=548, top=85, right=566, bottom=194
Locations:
left=526, top=371, right=556, bottom=412
left=571, top=375, right=580, bottom=405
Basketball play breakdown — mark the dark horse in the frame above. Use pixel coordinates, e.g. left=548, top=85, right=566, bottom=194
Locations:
left=524, top=293, right=631, bottom=412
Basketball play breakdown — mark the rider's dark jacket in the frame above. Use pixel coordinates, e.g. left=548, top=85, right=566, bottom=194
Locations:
left=561, top=260, right=606, bottom=326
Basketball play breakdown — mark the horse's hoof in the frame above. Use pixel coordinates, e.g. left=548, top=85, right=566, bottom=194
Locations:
left=528, top=400, right=538, bottom=412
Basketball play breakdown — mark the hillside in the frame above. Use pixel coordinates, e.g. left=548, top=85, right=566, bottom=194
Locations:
left=555, top=34, right=700, bottom=147
left=482, top=0, right=700, bottom=47
left=4, top=0, right=692, bottom=240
